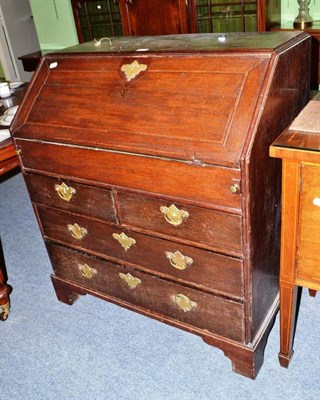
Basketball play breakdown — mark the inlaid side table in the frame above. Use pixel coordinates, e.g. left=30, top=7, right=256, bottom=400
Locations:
left=270, top=98, right=320, bottom=367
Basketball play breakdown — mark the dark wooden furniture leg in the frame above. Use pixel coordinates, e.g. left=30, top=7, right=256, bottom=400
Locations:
left=308, top=289, right=317, bottom=297
left=0, top=238, right=12, bottom=321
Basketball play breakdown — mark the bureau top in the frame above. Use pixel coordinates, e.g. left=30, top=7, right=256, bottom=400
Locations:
left=54, top=32, right=306, bottom=55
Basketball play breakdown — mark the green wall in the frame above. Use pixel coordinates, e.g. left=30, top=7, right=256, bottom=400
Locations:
left=281, top=0, right=320, bottom=24
left=0, top=62, right=5, bottom=80
left=30, top=0, right=78, bottom=50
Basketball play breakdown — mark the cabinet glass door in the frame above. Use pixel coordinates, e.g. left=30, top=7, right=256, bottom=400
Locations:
left=72, top=0, right=123, bottom=43
left=72, top=0, right=280, bottom=42
left=194, top=0, right=258, bottom=33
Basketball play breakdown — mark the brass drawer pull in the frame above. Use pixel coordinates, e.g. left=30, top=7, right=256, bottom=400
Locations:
left=172, top=293, right=197, bottom=312
left=112, top=232, right=136, bottom=251
left=67, top=223, right=88, bottom=240
left=230, top=183, right=240, bottom=194
left=160, top=204, right=189, bottom=226
left=78, top=263, right=97, bottom=279
left=119, top=272, right=141, bottom=289
left=55, top=182, right=76, bottom=202
left=165, top=251, right=193, bottom=271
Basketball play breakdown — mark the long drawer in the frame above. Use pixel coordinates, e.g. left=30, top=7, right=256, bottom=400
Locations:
left=47, top=242, right=245, bottom=342
left=16, top=139, right=241, bottom=210
left=24, top=173, right=117, bottom=223
left=37, top=206, right=243, bottom=299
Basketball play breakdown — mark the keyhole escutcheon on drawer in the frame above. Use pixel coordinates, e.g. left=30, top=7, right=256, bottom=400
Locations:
left=165, top=251, right=193, bottom=270
left=113, top=232, right=136, bottom=251
left=55, top=182, right=76, bottom=202
left=160, top=204, right=189, bottom=226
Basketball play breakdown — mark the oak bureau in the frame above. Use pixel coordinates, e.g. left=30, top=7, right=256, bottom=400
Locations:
left=11, top=32, right=311, bottom=378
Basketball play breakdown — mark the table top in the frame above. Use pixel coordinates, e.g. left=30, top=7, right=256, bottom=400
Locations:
left=270, top=94, right=320, bottom=163
left=0, top=84, right=27, bottom=170
left=272, top=94, right=320, bottom=153
left=0, top=83, right=27, bottom=140
left=272, top=130, right=320, bottom=153
left=0, top=84, right=26, bottom=115
left=18, top=49, right=55, bottom=60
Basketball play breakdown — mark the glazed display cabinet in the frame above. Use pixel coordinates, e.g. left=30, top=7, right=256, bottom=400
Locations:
left=71, top=0, right=281, bottom=41
left=190, top=0, right=281, bottom=33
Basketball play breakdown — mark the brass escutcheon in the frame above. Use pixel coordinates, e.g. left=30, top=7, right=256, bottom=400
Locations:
left=55, top=182, right=76, bottom=202
left=165, top=251, right=193, bottom=271
left=112, top=232, right=136, bottom=251
left=67, top=223, right=88, bottom=240
left=160, top=204, right=189, bottom=227
left=119, top=272, right=141, bottom=289
left=172, top=293, right=197, bottom=312
left=120, top=60, right=147, bottom=81
left=78, top=263, right=97, bottom=279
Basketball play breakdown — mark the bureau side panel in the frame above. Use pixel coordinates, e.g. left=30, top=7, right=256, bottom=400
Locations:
left=244, top=36, right=311, bottom=339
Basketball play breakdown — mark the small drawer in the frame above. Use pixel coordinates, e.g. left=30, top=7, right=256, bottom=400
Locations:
left=37, top=206, right=243, bottom=299
left=118, top=191, right=242, bottom=255
left=25, top=173, right=117, bottom=223
left=47, top=243, right=245, bottom=342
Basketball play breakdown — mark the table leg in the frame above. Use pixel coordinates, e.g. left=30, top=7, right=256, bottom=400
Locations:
left=0, top=239, right=12, bottom=321
left=0, top=281, right=12, bottom=321
left=278, top=282, right=298, bottom=368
